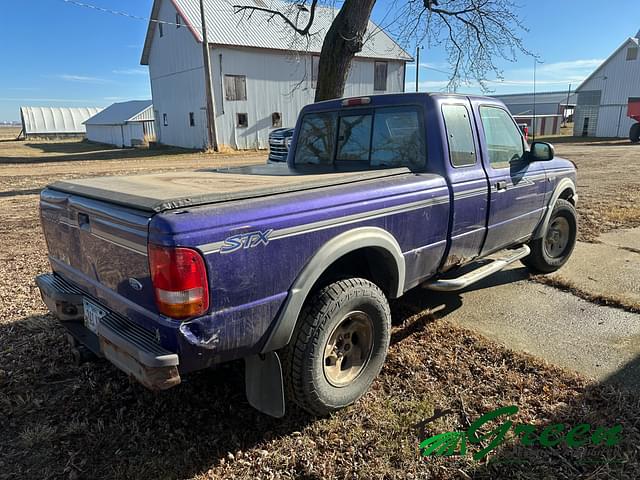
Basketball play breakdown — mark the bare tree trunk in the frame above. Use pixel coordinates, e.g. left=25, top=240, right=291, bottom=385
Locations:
left=314, top=0, right=376, bottom=102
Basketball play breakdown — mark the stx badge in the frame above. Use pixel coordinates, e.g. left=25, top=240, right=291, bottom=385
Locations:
left=220, top=229, right=273, bottom=254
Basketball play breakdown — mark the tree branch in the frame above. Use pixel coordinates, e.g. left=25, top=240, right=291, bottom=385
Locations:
left=233, top=0, right=319, bottom=36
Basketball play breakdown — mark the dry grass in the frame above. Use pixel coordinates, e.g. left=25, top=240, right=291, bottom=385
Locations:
left=0, top=138, right=639, bottom=479
left=0, top=126, right=21, bottom=140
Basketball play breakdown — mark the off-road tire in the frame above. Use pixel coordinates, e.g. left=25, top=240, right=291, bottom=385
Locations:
left=522, top=198, right=577, bottom=273
left=630, top=123, right=640, bottom=144
left=281, top=278, right=391, bottom=416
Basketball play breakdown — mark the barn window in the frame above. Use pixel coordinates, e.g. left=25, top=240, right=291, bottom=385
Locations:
left=176, top=13, right=181, bottom=28
left=311, top=55, right=320, bottom=88
left=627, top=47, right=638, bottom=61
left=272, top=112, right=282, bottom=128
left=224, top=75, right=247, bottom=101
left=237, top=113, right=248, bottom=128
left=159, top=22, right=164, bottom=37
left=163, top=113, right=168, bottom=126
left=189, top=112, right=195, bottom=127
left=374, top=61, right=388, bottom=91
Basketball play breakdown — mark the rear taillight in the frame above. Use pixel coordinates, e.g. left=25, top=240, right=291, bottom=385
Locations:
left=148, top=244, right=209, bottom=319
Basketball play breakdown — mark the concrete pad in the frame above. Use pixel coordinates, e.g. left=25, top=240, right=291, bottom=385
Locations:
left=599, top=226, right=640, bottom=252
left=548, top=227, right=640, bottom=308
left=405, top=266, right=640, bottom=389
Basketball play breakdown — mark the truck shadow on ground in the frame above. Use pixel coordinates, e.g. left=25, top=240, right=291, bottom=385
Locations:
left=392, top=263, right=531, bottom=334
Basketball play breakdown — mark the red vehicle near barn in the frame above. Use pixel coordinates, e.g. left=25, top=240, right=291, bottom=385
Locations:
left=629, top=97, right=640, bottom=143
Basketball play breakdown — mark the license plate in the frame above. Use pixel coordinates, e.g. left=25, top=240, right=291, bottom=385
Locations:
left=83, top=299, right=107, bottom=334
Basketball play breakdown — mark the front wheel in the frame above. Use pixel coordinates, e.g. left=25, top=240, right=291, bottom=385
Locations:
left=522, top=198, right=577, bottom=273
left=281, top=278, right=391, bottom=416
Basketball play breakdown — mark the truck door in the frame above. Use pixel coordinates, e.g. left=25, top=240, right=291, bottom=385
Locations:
left=474, top=104, right=547, bottom=255
left=440, top=101, right=490, bottom=269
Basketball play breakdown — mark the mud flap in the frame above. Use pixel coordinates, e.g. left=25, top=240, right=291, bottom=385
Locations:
left=244, top=352, right=285, bottom=418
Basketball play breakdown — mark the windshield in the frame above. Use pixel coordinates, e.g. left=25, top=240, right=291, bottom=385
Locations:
left=294, top=106, right=426, bottom=170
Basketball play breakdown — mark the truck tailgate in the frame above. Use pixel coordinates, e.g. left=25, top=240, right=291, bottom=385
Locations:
left=40, top=188, right=156, bottom=312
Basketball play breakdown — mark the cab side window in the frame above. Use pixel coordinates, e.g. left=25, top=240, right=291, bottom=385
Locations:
left=479, top=106, right=524, bottom=168
left=442, top=104, right=477, bottom=167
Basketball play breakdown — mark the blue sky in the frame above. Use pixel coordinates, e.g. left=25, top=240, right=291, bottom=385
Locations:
left=0, top=0, right=638, bottom=121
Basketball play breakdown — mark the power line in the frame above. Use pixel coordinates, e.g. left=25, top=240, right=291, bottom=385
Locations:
left=61, top=0, right=182, bottom=26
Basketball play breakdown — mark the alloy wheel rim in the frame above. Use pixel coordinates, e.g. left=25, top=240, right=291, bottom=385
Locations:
left=323, top=311, right=374, bottom=387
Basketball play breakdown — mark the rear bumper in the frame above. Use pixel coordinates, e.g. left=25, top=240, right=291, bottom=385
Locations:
left=36, top=273, right=181, bottom=390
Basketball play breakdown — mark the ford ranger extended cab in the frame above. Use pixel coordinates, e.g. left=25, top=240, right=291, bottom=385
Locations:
left=36, top=93, right=577, bottom=418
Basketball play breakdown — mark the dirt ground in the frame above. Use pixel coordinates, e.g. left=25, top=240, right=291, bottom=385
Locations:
left=1, top=139, right=639, bottom=479
left=542, top=138, right=640, bottom=241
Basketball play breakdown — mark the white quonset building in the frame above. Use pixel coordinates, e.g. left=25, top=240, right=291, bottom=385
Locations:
left=84, top=101, right=155, bottom=148
left=19, top=106, right=102, bottom=138
left=140, top=0, right=412, bottom=150
left=574, top=29, right=640, bottom=138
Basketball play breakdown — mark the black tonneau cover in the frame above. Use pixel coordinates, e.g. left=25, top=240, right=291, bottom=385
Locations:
left=49, top=164, right=411, bottom=213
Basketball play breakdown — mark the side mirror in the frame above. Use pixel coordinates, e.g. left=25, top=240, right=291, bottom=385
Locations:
left=528, top=141, right=555, bottom=161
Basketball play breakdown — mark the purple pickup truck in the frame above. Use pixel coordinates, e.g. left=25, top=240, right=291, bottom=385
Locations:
left=36, top=93, right=577, bottom=417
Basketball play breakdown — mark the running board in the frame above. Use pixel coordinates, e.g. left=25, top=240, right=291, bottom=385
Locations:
left=424, top=245, right=531, bottom=292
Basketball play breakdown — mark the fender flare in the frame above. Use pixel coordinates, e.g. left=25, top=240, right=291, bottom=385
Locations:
left=260, top=226, right=405, bottom=353
left=533, top=177, right=577, bottom=239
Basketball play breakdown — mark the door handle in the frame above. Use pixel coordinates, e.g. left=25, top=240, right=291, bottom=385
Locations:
left=495, top=181, right=507, bottom=191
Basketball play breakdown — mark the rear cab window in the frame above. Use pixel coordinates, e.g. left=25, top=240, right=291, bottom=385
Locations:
left=294, top=106, right=426, bottom=170
left=442, top=104, right=477, bottom=168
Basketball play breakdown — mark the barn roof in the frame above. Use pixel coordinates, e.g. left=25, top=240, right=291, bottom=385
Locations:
left=576, top=34, right=639, bottom=91
left=20, top=106, right=103, bottom=135
left=141, top=0, right=412, bottom=65
left=84, top=100, right=154, bottom=126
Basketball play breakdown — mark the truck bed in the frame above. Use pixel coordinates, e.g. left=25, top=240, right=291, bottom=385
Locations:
left=49, top=164, right=412, bottom=212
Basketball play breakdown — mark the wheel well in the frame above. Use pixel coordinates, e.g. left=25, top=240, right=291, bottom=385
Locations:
left=311, top=247, right=400, bottom=299
left=558, top=188, right=575, bottom=206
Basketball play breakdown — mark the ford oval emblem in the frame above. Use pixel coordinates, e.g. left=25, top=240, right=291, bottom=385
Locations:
left=128, top=278, right=143, bottom=291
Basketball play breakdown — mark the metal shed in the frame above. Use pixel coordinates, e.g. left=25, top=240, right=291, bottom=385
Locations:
left=19, top=106, right=102, bottom=138
left=84, top=100, right=155, bottom=148
left=491, top=91, right=576, bottom=120
left=513, top=114, right=563, bottom=137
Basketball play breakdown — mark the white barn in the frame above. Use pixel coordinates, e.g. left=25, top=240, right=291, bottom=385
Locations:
left=19, top=106, right=102, bottom=138
left=140, top=0, right=412, bottom=150
left=574, top=29, right=640, bottom=138
left=84, top=100, right=155, bottom=148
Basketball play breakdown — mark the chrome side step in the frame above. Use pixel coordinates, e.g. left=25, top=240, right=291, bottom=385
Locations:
left=424, top=245, right=530, bottom=292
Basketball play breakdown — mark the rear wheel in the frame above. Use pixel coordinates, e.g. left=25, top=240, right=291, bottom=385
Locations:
left=281, top=278, right=391, bottom=416
left=522, top=198, right=577, bottom=273
left=630, top=123, right=640, bottom=143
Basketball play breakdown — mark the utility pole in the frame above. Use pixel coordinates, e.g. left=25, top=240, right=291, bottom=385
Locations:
left=563, top=83, right=571, bottom=127
left=200, top=0, right=218, bottom=152
left=415, top=46, right=420, bottom=92
left=532, top=59, right=537, bottom=142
